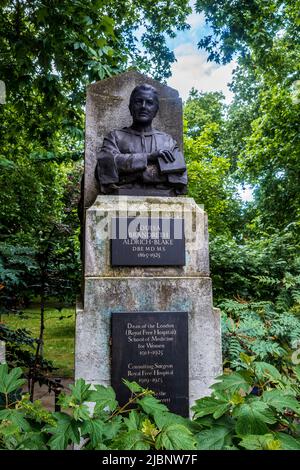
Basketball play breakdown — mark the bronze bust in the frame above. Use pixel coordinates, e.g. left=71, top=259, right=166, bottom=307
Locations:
left=95, top=84, right=187, bottom=196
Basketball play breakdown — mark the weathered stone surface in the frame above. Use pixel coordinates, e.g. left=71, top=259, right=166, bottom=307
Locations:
left=85, top=196, right=209, bottom=277
left=84, top=70, right=183, bottom=209
left=75, top=277, right=221, bottom=404
left=76, top=196, right=222, bottom=408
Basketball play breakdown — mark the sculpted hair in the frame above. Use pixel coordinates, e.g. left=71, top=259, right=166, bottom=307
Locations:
left=129, top=84, right=159, bottom=110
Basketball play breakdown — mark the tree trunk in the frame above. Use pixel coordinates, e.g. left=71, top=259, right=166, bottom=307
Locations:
left=29, top=268, right=46, bottom=401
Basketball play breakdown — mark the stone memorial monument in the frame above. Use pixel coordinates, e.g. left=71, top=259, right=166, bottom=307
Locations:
left=75, top=70, right=222, bottom=416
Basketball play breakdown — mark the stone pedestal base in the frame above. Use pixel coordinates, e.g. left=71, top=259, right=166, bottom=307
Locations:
left=75, top=196, right=222, bottom=408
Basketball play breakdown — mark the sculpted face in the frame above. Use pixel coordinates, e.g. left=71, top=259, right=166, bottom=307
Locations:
left=129, top=89, right=158, bottom=125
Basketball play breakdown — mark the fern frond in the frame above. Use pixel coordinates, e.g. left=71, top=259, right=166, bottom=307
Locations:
left=253, top=275, right=279, bottom=286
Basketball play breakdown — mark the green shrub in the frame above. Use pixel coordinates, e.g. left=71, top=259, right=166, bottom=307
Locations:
left=192, top=354, right=300, bottom=450
left=220, top=300, right=300, bottom=371
left=1, top=358, right=300, bottom=450
left=0, top=364, right=196, bottom=450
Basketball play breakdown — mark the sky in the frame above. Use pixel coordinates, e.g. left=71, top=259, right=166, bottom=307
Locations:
left=166, top=9, right=237, bottom=103
left=165, top=6, right=253, bottom=202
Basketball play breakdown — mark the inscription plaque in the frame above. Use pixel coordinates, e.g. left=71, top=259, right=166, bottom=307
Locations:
left=111, top=311, right=189, bottom=417
left=111, top=217, right=185, bottom=266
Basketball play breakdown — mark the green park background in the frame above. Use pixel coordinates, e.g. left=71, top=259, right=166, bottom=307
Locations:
left=0, top=0, right=299, bottom=451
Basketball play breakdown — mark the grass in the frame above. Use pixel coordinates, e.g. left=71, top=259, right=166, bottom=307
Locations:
left=1, top=304, right=75, bottom=378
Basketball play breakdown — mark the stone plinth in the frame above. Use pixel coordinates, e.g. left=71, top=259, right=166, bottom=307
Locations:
left=75, top=196, right=222, bottom=407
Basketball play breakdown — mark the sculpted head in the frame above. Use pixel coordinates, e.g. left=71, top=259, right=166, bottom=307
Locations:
left=129, top=84, right=159, bottom=125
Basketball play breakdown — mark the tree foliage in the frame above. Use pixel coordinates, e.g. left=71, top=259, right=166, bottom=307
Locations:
left=184, top=89, right=242, bottom=235
left=240, top=84, right=300, bottom=229
left=0, top=0, right=192, bottom=311
left=186, top=2, right=300, bottom=380
left=210, top=225, right=300, bottom=303
left=0, top=162, right=82, bottom=310
left=196, top=0, right=300, bottom=231
left=195, top=0, right=299, bottom=66
left=0, top=0, right=191, bottom=160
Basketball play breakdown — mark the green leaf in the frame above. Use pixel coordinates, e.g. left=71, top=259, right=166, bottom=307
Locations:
left=73, top=403, right=91, bottom=421
left=211, top=372, right=251, bottom=396
left=192, top=396, right=230, bottom=419
left=153, top=411, right=191, bottom=429
left=0, top=157, right=16, bottom=169
left=137, top=396, right=169, bottom=415
left=122, top=379, right=145, bottom=394
left=87, top=385, right=118, bottom=412
left=123, top=410, right=143, bottom=431
left=234, top=400, right=276, bottom=436
left=102, top=416, right=122, bottom=440
left=94, top=442, right=108, bottom=450
left=239, top=434, right=281, bottom=450
left=68, top=378, right=91, bottom=402
left=0, top=409, right=31, bottom=432
left=262, top=390, right=300, bottom=414
left=240, top=353, right=256, bottom=365
left=112, top=430, right=150, bottom=450
left=100, top=15, right=115, bottom=35
left=293, top=365, right=300, bottom=383
left=92, top=442, right=108, bottom=450
left=155, top=424, right=197, bottom=450
left=43, top=413, right=80, bottom=450
left=192, top=415, right=215, bottom=429
left=196, top=426, right=232, bottom=450
left=275, top=432, right=300, bottom=450
left=83, top=16, right=93, bottom=26
left=0, top=420, right=20, bottom=441
left=254, top=362, right=282, bottom=382
left=0, top=364, right=26, bottom=395
left=80, top=418, right=104, bottom=447
left=96, top=38, right=107, bottom=48
left=57, top=392, right=72, bottom=409
left=141, top=418, right=159, bottom=440
left=16, top=432, right=48, bottom=450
